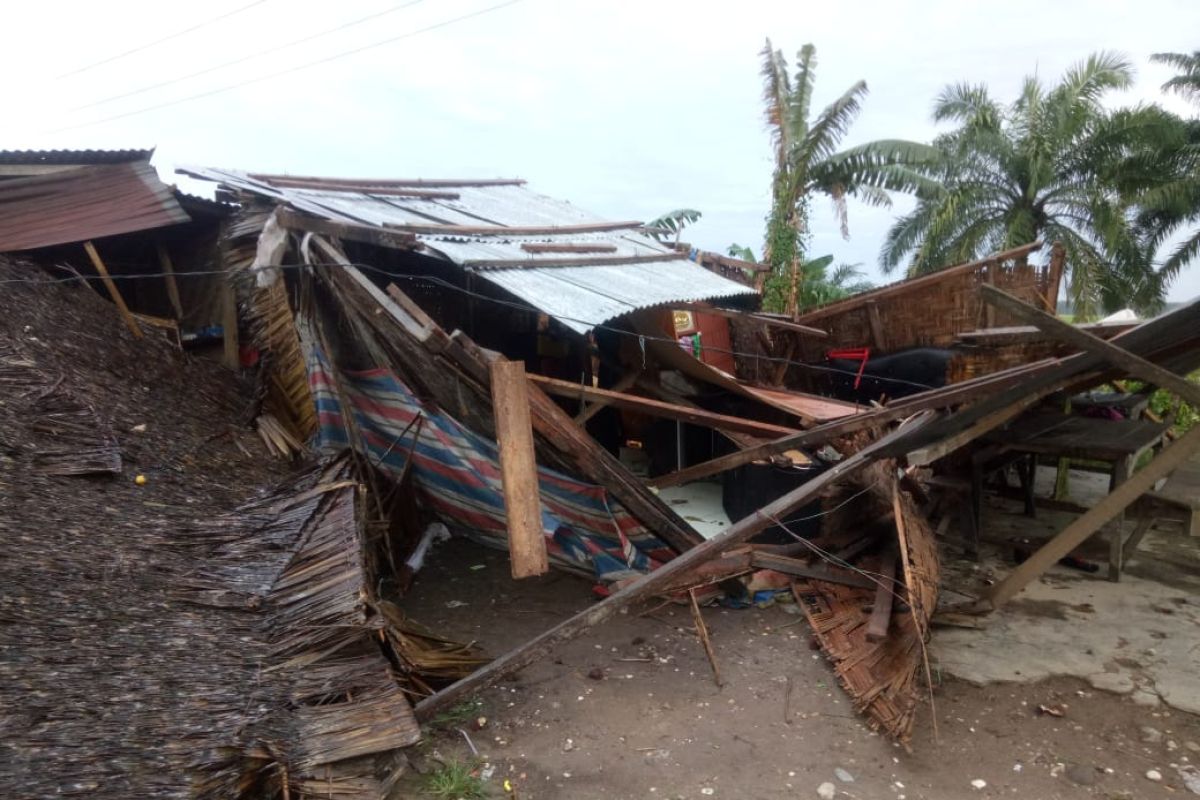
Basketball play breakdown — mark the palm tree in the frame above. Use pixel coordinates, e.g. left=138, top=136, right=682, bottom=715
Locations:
left=881, top=52, right=1186, bottom=319
left=759, top=40, right=934, bottom=317
left=1136, top=52, right=1200, bottom=288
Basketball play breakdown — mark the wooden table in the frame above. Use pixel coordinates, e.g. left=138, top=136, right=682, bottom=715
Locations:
left=972, top=412, right=1170, bottom=580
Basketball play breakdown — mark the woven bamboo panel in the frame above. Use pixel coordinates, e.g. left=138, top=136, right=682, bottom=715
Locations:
left=797, top=462, right=939, bottom=745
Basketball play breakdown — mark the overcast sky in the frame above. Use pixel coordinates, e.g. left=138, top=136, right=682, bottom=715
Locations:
left=5, top=0, right=1199, bottom=300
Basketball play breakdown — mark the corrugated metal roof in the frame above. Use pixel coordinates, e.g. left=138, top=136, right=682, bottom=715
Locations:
left=0, top=148, right=154, bottom=166
left=0, top=163, right=191, bottom=252
left=180, top=166, right=756, bottom=332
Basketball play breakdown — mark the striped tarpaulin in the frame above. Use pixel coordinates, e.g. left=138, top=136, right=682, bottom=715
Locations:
left=309, top=352, right=674, bottom=582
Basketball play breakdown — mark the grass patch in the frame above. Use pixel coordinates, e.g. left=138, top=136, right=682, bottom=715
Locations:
left=427, top=698, right=483, bottom=731
left=424, top=759, right=486, bottom=799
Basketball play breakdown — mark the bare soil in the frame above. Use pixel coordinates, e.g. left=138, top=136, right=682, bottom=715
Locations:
left=399, top=538, right=1200, bottom=800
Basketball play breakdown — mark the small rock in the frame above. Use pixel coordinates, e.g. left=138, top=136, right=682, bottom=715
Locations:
left=1177, top=765, right=1200, bottom=795
left=1066, top=764, right=1097, bottom=786
left=130, top=423, right=147, bottom=433
left=1090, top=672, right=1136, bottom=694
left=1142, top=726, right=1164, bottom=744
left=1146, top=769, right=1163, bottom=782
left=700, top=789, right=714, bottom=797
left=1132, top=689, right=1161, bottom=708
left=586, top=667, right=604, bottom=681
left=834, top=768, right=854, bottom=783
left=816, top=782, right=836, bottom=800
left=561, top=738, right=574, bottom=752
left=970, top=779, right=987, bottom=790
left=1187, top=741, right=1200, bottom=754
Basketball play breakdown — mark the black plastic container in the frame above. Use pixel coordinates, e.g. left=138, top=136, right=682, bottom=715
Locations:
left=721, top=457, right=829, bottom=544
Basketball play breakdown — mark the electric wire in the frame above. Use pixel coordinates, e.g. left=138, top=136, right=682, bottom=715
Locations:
left=57, top=0, right=270, bottom=79
left=0, top=259, right=939, bottom=391
left=51, top=0, right=526, bottom=132
left=71, top=0, right=430, bottom=112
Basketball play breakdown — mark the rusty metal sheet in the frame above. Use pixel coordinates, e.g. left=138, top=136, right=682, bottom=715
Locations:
left=0, top=163, right=190, bottom=252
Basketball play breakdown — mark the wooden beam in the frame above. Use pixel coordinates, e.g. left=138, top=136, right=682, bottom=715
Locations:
left=220, top=279, right=239, bottom=369
left=256, top=175, right=461, bottom=198
left=83, top=241, right=143, bottom=339
left=413, top=416, right=929, bottom=720
left=383, top=219, right=645, bottom=237
left=249, top=172, right=526, bottom=188
left=490, top=359, right=549, bottom=579
left=749, top=550, right=876, bottom=590
left=648, top=363, right=1055, bottom=489
left=674, top=303, right=828, bottom=337
left=688, top=589, right=723, bottom=687
left=865, top=544, right=898, bottom=642
left=981, top=284, right=1200, bottom=407
left=277, top=208, right=420, bottom=252
left=521, top=243, right=618, bottom=254
left=575, top=369, right=641, bottom=424
left=528, top=374, right=801, bottom=438
left=976, top=424, right=1200, bottom=611
left=463, top=253, right=681, bottom=270
left=156, top=244, right=184, bottom=320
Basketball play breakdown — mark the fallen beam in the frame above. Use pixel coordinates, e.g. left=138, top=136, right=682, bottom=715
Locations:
left=865, top=544, right=898, bottom=642
left=529, top=374, right=800, bottom=439
left=975, top=424, right=1200, bottom=612
left=83, top=241, right=143, bottom=339
left=575, top=370, right=641, bottom=424
left=413, top=413, right=932, bottom=720
left=749, top=551, right=876, bottom=590
left=490, top=359, right=549, bottom=579
left=981, top=285, right=1200, bottom=407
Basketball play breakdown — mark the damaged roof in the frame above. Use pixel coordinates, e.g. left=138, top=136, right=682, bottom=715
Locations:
left=179, top=167, right=756, bottom=334
left=0, top=148, right=155, bottom=166
left=0, top=161, right=191, bottom=252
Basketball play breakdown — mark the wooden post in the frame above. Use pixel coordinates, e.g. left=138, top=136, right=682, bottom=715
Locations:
left=575, top=370, right=640, bottom=424
left=83, top=241, right=143, bottom=339
left=221, top=280, right=239, bottom=370
left=490, top=359, right=549, bottom=579
left=156, top=244, right=185, bottom=320
left=865, top=543, right=898, bottom=642
left=981, top=284, right=1200, bottom=408
left=865, top=300, right=887, bottom=351
left=977, top=424, right=1200, bottom=611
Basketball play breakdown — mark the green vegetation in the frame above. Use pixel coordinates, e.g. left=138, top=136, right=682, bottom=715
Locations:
left=880, top=52, right=1188, bottom=319
left=757, top=40, right=934, bottom=315
left=426, top=698, right=483, bottom=731
left=423, top=759, right=486, bottom=799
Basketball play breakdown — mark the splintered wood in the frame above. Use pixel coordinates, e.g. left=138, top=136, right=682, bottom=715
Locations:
left=795, top=462, right=940, bottom=746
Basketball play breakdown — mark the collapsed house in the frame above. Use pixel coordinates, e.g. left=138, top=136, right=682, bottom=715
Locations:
left=4, top=150, right=1200, bottom=798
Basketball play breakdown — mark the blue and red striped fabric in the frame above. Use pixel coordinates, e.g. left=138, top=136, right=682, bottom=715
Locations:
left=309, top=352, right=674, bottom=581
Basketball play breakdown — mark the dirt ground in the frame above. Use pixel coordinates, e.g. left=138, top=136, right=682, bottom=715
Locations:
left=397, top=538, right=1200, bottom=800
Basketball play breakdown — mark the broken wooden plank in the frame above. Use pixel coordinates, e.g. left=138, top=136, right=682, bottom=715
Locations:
left=277, top=208, right=421, bottom=252
left=981, top=284, right=1200, bottom=407
left=520, top=242, right=618, bottom=254
left=865, top=544, right=898, bottom=643
left=490, top=359, right=549, bottom=579
left=413, top=414, right=932, bottom=720
left=688, top=589, right=723, bottom=687
left=749, top=550, right=876, bottom=590
left=463, top=253, right=681, bottom=270
left=83, top=241, right=142, bottom=339
left=575, top=370, right=641, bottom=424
left=975, top=424, right=1200, bottom=611
left=156, top=244, right=185, bottom=320
left=529, top=374, right=800, bottom=439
